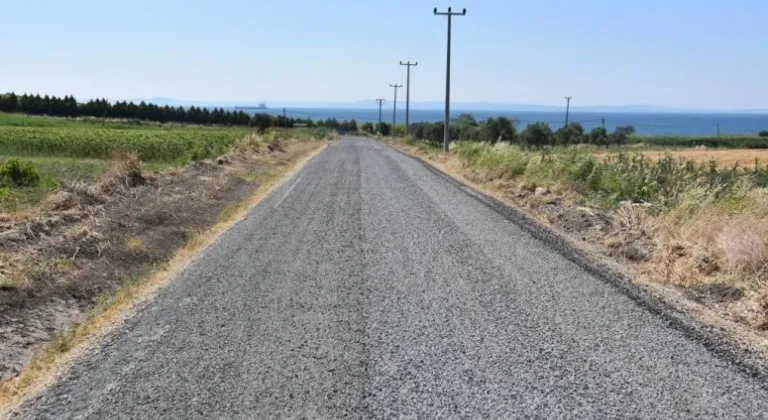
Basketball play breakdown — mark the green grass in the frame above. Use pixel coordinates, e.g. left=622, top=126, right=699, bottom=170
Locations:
left=0, top=113, right=332, bottom=212
left=0, top=155, right=109, bottom=211
left=0, top=112, right=248, bottom=163
left=2, top=155, right=109, bottom=181
left=0, top=112, right=181, bottom=129
left=0, top=112, right=253, bottom=211
left=452, top=141, right=768, bottom=210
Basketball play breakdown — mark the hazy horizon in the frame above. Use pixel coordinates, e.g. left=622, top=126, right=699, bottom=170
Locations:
left=132, top=97, right=768, bottom=114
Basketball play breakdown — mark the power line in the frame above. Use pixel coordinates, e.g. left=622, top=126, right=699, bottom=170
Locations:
left=399, top=61, right=418, bottom=135
left=434, top=6, right=467, bottom=152
left=389, top=84, right=403, bottom=129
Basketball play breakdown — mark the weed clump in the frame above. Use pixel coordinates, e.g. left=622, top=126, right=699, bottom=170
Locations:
left=98, top=153, right=145, bottom=194
left=0, top=159, right=41, bottom=187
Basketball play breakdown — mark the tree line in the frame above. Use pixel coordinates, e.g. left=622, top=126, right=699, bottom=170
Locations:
left=0, top=92, right=254, bottom=125
left=0, top=92, right=371, bottom=132
left=248, top=113, right=359, bottom=133
left=2, top=92, right=638, bottom=144
left=405, top=114, right=637, bottom=147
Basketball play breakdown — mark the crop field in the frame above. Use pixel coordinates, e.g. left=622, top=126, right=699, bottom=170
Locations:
left=594, top=148, right=768, bottom=168
left=628, top=135, right=768, bottom=149
left=0, top=113, right=247, bottom=163
left=0, top=113, right=250, bottom=211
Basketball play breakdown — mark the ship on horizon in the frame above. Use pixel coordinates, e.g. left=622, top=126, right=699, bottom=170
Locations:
left=235, top=103, right=268, bottom=110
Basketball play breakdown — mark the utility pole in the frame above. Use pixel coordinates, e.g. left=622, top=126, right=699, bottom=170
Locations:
left=564, top=96, right=573, bottom=127
left=717, top=124, right=721, bottom=138
left=601, top=118, right=606, bottom=129
left=434, top=7, right=467, bottom=152
left=389, top=84, right=403, bottom=130
left=399, top=61, right=418, bottom=135
left=375, top=98, right=385, bottom=134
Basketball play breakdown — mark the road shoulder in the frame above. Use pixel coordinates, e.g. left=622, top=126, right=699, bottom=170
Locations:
left=384, top=138, right=768, bottom=383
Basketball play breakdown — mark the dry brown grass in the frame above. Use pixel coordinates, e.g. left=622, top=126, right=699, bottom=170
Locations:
left=97, top=152, right=145, bottom=194
left=597, top=148, right=768, bottom=167
left=716, top=217, right=768, bottom=278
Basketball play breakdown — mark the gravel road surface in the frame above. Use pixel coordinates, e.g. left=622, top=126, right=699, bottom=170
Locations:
left=12, top=137, right=768, bottom=419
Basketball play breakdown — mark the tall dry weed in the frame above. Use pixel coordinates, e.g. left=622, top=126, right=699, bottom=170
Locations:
left=716, top=216, right=768, bottom=280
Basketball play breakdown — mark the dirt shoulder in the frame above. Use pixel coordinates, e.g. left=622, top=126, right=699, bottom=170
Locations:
left=0, top=137, right=326, bottom=384
left=388, top=139, right=768, bottom=372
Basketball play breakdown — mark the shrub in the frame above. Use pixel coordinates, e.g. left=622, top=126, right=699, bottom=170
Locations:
left=0, top=159, right=41, bottom=186
left=760, top=131, right=768, bottom=137
left=555, top=123, right=585, bottom=145
left=573, top=157, right=596, bottom=182
left=249, top=113, right=273, bottom=133
left=589, top=127, right=609, bottom=145
left=378, top=122, right=391, bottom=136
left=480, top=117, right=517, bottom=144
left=521, top=122, right=553, bottom=147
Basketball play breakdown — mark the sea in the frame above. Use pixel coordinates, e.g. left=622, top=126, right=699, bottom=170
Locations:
left=243, top=108, right=768, bottom=137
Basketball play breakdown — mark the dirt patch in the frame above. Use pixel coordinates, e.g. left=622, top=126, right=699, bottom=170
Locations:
left=0, top=138, right=323, bottom=380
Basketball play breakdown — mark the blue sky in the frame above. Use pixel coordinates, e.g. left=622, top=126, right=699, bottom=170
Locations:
left=1, top=0, right=766, bottom=109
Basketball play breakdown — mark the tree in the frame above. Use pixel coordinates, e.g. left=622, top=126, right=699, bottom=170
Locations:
left=611, top=126, right=636, bottom=145
left=0, top=92, right=18, bottom=112
left=378, top=122, right=392, bottom=136
left=324, top=118, right=340, bottom=130
left=249, top=113, right=273, bottom=133
left=554, top=123, right=585, bottom=145
left=481, top=117, right=516, bottom=143
left=362, top=122, right=375, bottom=134
left=589, top=127, right=609, bottom=145
left=521, top=122, right=553, bottom=147
left=453, top=113, right=480, bottom=141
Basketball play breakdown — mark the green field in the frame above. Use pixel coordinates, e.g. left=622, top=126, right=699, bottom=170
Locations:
left=0, top=113, right=248, bottom=163
left=0, top=113, right=252, bottom=211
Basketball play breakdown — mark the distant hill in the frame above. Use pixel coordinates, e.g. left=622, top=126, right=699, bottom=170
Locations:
left=126, top=97, right=768, bottom=114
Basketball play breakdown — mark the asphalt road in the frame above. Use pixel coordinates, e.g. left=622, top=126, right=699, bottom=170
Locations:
left=13, top=137, right=768, bottom=419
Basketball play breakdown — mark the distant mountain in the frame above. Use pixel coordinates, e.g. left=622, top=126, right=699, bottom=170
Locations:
left=126, top=97, right=768, bottom=114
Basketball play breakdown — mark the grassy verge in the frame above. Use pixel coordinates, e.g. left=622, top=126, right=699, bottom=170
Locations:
left=394, top=138, right=768, bottom=332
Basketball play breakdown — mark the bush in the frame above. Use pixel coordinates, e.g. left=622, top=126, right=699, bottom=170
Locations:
left=249, top=113, right=273, bottom=133
left=555, top=123, right=585, bottom=145
left=480, top=117, right=517, bottom=144
left=0, top=159, right=41, bottom=186
left=760, top=131, right=768, bottom=137
left=611, top=126, right=636, bottom=145
left=589, top=127, right=609, bottom=145
left=378, top=122, right=391, bottom=136
left=521, top=122, right=554, bottom=147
